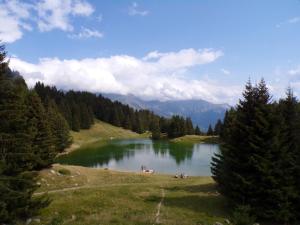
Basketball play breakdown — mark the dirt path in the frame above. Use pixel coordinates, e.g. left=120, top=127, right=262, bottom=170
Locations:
left=153, top=188, right=165, bottom=224
left=34, top=182, right=167, bottom=196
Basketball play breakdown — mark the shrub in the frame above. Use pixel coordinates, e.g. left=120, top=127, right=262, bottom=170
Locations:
left=58, top=168, right=71, bottom=176
left=231, top=205, right=256, bottom=225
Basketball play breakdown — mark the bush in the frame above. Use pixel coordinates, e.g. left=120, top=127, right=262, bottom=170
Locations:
left=58, top=168, right=71, bottom=176
left=231, top=205, right=256, bottom=225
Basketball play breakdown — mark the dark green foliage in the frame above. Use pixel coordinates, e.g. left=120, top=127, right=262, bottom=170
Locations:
left=206, top=124, right=214, bottom=135
left=0, top=45, right=50, bottom=224
left=185, top=117, right=194, bottom=135
left=212, top=79, right=300, bottom=224
left=46, top=100, right=72, bottom=152
left=213, top=119, right=222, bottom=135
left=194, top=125, right=202, bottom=135
left=167, top=115, right=187, bottom=138
left=34, top=82, right=198, bottom=138
left=26, top=91, right=55, bottom=168
left=231, top=205, right=256, bottom=225
left=150, top=118, right=161, bottom=140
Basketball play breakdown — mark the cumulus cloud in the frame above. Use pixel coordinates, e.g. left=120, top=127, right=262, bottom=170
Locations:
left=36, top=0, right=94, bottom=32
left=0, top=0, right=95, bottom=43
left=0, top=0, right=32, bottom=43
left=68, top=27, right=103, bottom=39
left=128, top=2, right=149, bottom=16
left=9, top=48, right=239, bottom=104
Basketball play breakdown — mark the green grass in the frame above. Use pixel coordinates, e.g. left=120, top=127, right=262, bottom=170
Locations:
left=64, top=120, right=149, bottom=154
left=39, top=122, right=228, bottom=224
left=34, top=164, right=229, bottom=225
left=171, top=135, right=220, bottom=144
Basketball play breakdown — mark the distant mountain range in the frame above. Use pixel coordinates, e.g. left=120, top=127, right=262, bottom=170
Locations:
left=102, top=93, right=230, bottom=131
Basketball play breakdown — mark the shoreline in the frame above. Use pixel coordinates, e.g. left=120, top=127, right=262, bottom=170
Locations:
left=53, top=163, right=212, bottom=178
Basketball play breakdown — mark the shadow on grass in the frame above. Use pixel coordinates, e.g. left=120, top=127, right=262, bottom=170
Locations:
left=165, top=183, right=217, bottom=194
left=165, top=195, right=228, bottom=217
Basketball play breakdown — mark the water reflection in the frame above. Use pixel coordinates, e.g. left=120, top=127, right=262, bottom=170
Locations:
left=57, top=139, right=219, bottom=176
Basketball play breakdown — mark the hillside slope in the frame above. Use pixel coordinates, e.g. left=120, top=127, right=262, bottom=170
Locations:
left=65, top=120, right=147, bottom=153
left=103, top=93, right=229, bottom=130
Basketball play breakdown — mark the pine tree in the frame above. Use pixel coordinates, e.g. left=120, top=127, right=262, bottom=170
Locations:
left=150, top=118, right=161, bottom=139
left=214, top=119, right=222, bottom=135
left=185, top=117, right=194, bottom=135
left=46, top=100, right=72, bottom=152
left=277, top=88, right=300, bottom=222
left=26, top=91, right=55, bottom=168
left=207, top=124, right=214, bottom=136
left=195, top=126, right=201, bottom=135
left=0, top=45, right=48, bottom=224
left=211, top=79, right=291, bottom=221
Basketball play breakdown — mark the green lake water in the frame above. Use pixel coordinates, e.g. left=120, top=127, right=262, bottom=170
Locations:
left=56, top=139, right=219, bottom=176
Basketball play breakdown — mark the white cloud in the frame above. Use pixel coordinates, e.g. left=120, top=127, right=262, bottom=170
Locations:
left=9, top=48, right=240, bottom=104
left=128, top=2, right=149, bottom=16
left=0, top=0, right=95, bottom=43
left=277, top=16, right=300, bottom=28
left=68, top=27, right=103, bottom=39
left=220, top=68, right=230, bottom=75
left=36, top=0, right=94, bottom=32
left=288, top=67, right=300, bottom=76
left=0, top=0, right=32, bottom=43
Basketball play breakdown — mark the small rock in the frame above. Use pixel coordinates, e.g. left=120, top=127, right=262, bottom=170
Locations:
left=224, top=219, right=230, bottom=224
left=36, top=182, right=41, bottom=186
left=33, top=218, right=41, bottom=223
left=71, top=214, right=76, bottom=220
left=26, top=218, right=32, bottom=225
left=214, top=222, right=223, bottom=225
left=50, top=170, right=56, bottom=175
left=75, top=183, right=78, bottom=186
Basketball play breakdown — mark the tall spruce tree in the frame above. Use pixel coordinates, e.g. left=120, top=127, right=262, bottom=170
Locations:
left=277, top=88, right=300, bottom=222
left=211, top=79, right=293, bottom=221
left=207, top=124, right=214, bottom=136
left=214, top=119, right=222, bottom=135
left=0, top=45, right=48, bottom=224
left=46, top=99, right=72, bottom=152
left=195, top=125, right=201, bottom=135
left=26, top=91, right=55, bottom=168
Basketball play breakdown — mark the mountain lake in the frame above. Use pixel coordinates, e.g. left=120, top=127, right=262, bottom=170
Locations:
left=56, top=139, right=220, bottom=176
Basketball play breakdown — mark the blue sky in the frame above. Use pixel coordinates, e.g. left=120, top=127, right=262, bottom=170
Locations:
left=1, top=0, right=300, bottom=104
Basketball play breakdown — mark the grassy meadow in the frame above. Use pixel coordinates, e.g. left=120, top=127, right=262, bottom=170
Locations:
left=33, top=164, right=228, bottom=225
left=171, top=135, right=219, bottom=144
left=32, top=121, right=228, bottom=225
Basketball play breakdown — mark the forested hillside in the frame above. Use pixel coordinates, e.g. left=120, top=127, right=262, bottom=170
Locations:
left=34, top=82, right=201, bottom=139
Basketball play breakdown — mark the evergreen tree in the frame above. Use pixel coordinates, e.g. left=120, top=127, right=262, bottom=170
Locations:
left=211, top=79, right=298, bottom=222
left=0, top=45, right=48, bottom=224
left=26, top=91, right=54, bottom=168
left=277, top=88, right=300, bottom=222
left=195, top=126, right=201, bottom=135
left=150, top=118, right=161, bottom=139
left=207, top=124, right=214, bottom=136
left=213, top=119, right=222, bottom=135
left=70, top=102, right=81, bottom=131
left=46, top=100, right=72, bottom=152
left=185, top=117, right=194, bottom=135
